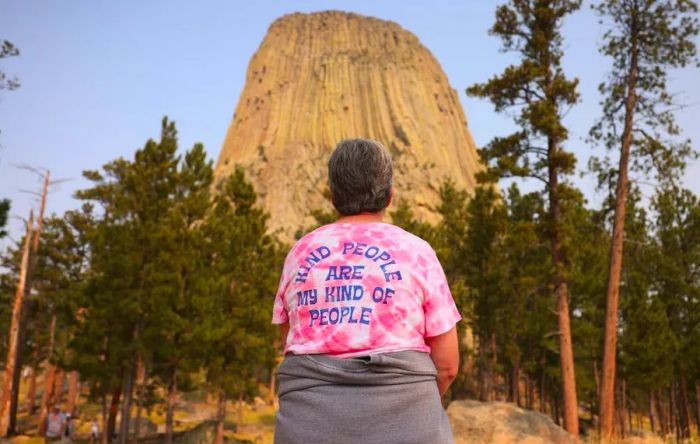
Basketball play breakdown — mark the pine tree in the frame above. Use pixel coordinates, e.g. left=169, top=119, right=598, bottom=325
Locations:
left=201, top=167, right=281, bottom=442
left=147, top=142, right=213, bottom=444
left=500, top=185, right=552, bottom=408
left=0, top=200, right=9, bottom=239
left=467, top=0, right=582, bottom=435
left=590, top=1, right=699, bottom=436
left=617, top=190, right=675, bottom=435
left=30, top=207, right=94, bottom=427
left=75, top=118, right=181, bottom=443
left=650, top=185, right=699, bottom=439
left=463, top=186, right=508, bottom=402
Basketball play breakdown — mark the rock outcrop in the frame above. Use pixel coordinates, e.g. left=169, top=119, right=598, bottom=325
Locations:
left=214, top=10, right=482, bottom=237
left=447, top=400, right=577, bottom=444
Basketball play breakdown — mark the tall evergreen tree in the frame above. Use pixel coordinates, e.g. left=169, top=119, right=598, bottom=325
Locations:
left=31, top=208, right=93, bottom=428
left=617, top=190, right=676, bottom=435
left=201, top=167, right=280, bottom=443
left=76, top=118, right=181, bottom=443
left=590, top=0, right=699, bottom=436
left=500, top=185, right=552, bottom=408
left=467, top=0, right=582, bottom=435
left=650, top=185, right=700, bottom=439
left=147, top=142, right=213, bottom=444
left=463, top=186, right=508, bottom=402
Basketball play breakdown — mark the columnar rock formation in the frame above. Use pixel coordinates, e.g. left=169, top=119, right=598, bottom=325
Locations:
left=215, top=10, right=482, bottom=236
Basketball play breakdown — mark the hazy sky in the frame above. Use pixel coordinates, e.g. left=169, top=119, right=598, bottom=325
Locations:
left=1, top=1, right=699, bottom=247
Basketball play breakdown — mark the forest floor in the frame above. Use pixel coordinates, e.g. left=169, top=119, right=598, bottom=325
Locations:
left=3, top=374, right=690, bottom=444
left=6, top=378, right=276, bottom=444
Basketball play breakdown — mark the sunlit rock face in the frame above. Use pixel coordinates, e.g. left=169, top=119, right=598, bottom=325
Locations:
left=214, top=10, right=482, bottom=237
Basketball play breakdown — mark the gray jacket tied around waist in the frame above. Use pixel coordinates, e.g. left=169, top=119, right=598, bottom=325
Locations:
left=274, top=351, right=455, bottom=444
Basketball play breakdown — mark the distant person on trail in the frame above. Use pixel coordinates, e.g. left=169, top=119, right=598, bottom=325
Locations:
left=90, top=417, right=99, bottom=443
left=44, top=406, right=66, bottom=443
left=272, top=138, right=460, bottom=444
left=64, top=413, right=75, bottom=442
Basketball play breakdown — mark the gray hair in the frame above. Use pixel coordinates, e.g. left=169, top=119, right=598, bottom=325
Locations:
left=328, top=138, right=393, bottom=215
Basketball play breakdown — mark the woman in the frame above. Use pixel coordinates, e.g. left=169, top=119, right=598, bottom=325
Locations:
left=272, top=139, right=461, bottom=444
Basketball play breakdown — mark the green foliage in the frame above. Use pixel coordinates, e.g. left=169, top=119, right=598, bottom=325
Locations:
left=390, top=200, right=435, bottom=243
left=69, top=118, right=282, bottom=408
left=294, top=208, right=337, bottom=239
left=650, top=185, right=700, bottom=378
left=0, top=199, right=9, bottom=238
left=590, top=0, right=699, bottom=184
left=0, top=40, right=20, bottom=92
left=618, top=190, right=676, bottom=391
left=200, top=167, right=282, bottom=398
left=467, top=0, right=581, bottom=184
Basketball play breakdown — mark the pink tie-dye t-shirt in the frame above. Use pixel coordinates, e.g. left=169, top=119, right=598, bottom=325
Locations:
left=272, top=222, right=461, bottom=358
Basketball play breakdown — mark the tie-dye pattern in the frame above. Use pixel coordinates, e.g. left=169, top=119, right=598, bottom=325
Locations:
left=272, top=222, right=461, bottom=358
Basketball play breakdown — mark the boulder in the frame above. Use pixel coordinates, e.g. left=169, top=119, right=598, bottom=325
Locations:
left=447, top=400, right=577, bottom=444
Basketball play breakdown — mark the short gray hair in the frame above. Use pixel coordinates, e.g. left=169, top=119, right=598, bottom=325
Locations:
left=328, top=138, right=393, bottom=216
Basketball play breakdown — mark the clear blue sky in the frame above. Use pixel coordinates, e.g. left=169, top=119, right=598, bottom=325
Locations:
left=1, top=1, right=699, bottom=246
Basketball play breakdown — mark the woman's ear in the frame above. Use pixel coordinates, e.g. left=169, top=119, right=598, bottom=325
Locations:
left=387, top=187, right=395, bottom=207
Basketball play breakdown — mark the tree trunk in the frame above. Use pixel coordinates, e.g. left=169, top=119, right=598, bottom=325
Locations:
left=669, top=384, right=678, bottom=440
left=489, top=333, right=498, bottom=401
left=52, top=368, right=65, bottom=406
left=510, top=360, right=521, bottom=407
left=547, top=144, right=579, bottom=437
left=117, top=357, right=136, bottom=444
left=37, top=364, right=56, bottom=436
left=649, top=391, right=659, bottom=434
left=593, top=359, right=600, bottom=403
left=8, top=300, right=31, bottom=435
left=164, top=367, right=177, bottom=444
left=101, top=394, right=109, bottom=444
left=695, top=381, right=700, bottom=436
left=107, top=384, right=121, bottom=443
left=134, top=359, right=146, bottom=440
left=37, top=311, right=57, bottom=434
left=658, top=389, right=669, bottom=437
left=8, top=173, right=50, bottom=436
left=616, top=377, right=628, bottom=438
left=236, top=392, right=243, bottom=434
left=215, top=390, right=226, bottom=444
left=677, top=375, right=691, bottom=439
left=538, top=372, right=546, bottom=414
left=554, top=274, right=578, bottom=436
left=0, top=212, right=34, bottom=437
left=26, top=365, right=38, bottom=415
left=551, top=394, right=560, bottom=426
left=66, top=371, right=80, bottom=414
left=600, top=35, right=638, bottom=440
left=478, top=334, right=490, bottom=401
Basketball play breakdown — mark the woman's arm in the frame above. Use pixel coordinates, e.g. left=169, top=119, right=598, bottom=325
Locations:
left=425, top=326, right=459, bottom=396
left=279, top=322, right=290, bottom=349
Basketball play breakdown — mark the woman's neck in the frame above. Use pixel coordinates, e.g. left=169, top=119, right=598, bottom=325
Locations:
left=335, top=212, right=385, bottom=224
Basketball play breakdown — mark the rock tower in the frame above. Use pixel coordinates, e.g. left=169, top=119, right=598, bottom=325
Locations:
left=215, top=11, right=482, bottom=236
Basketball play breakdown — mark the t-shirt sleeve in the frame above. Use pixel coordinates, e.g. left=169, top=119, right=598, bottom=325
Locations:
left=420, top=246, right=461, bottom=337
left=271, top=250, right=294, bottom=324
